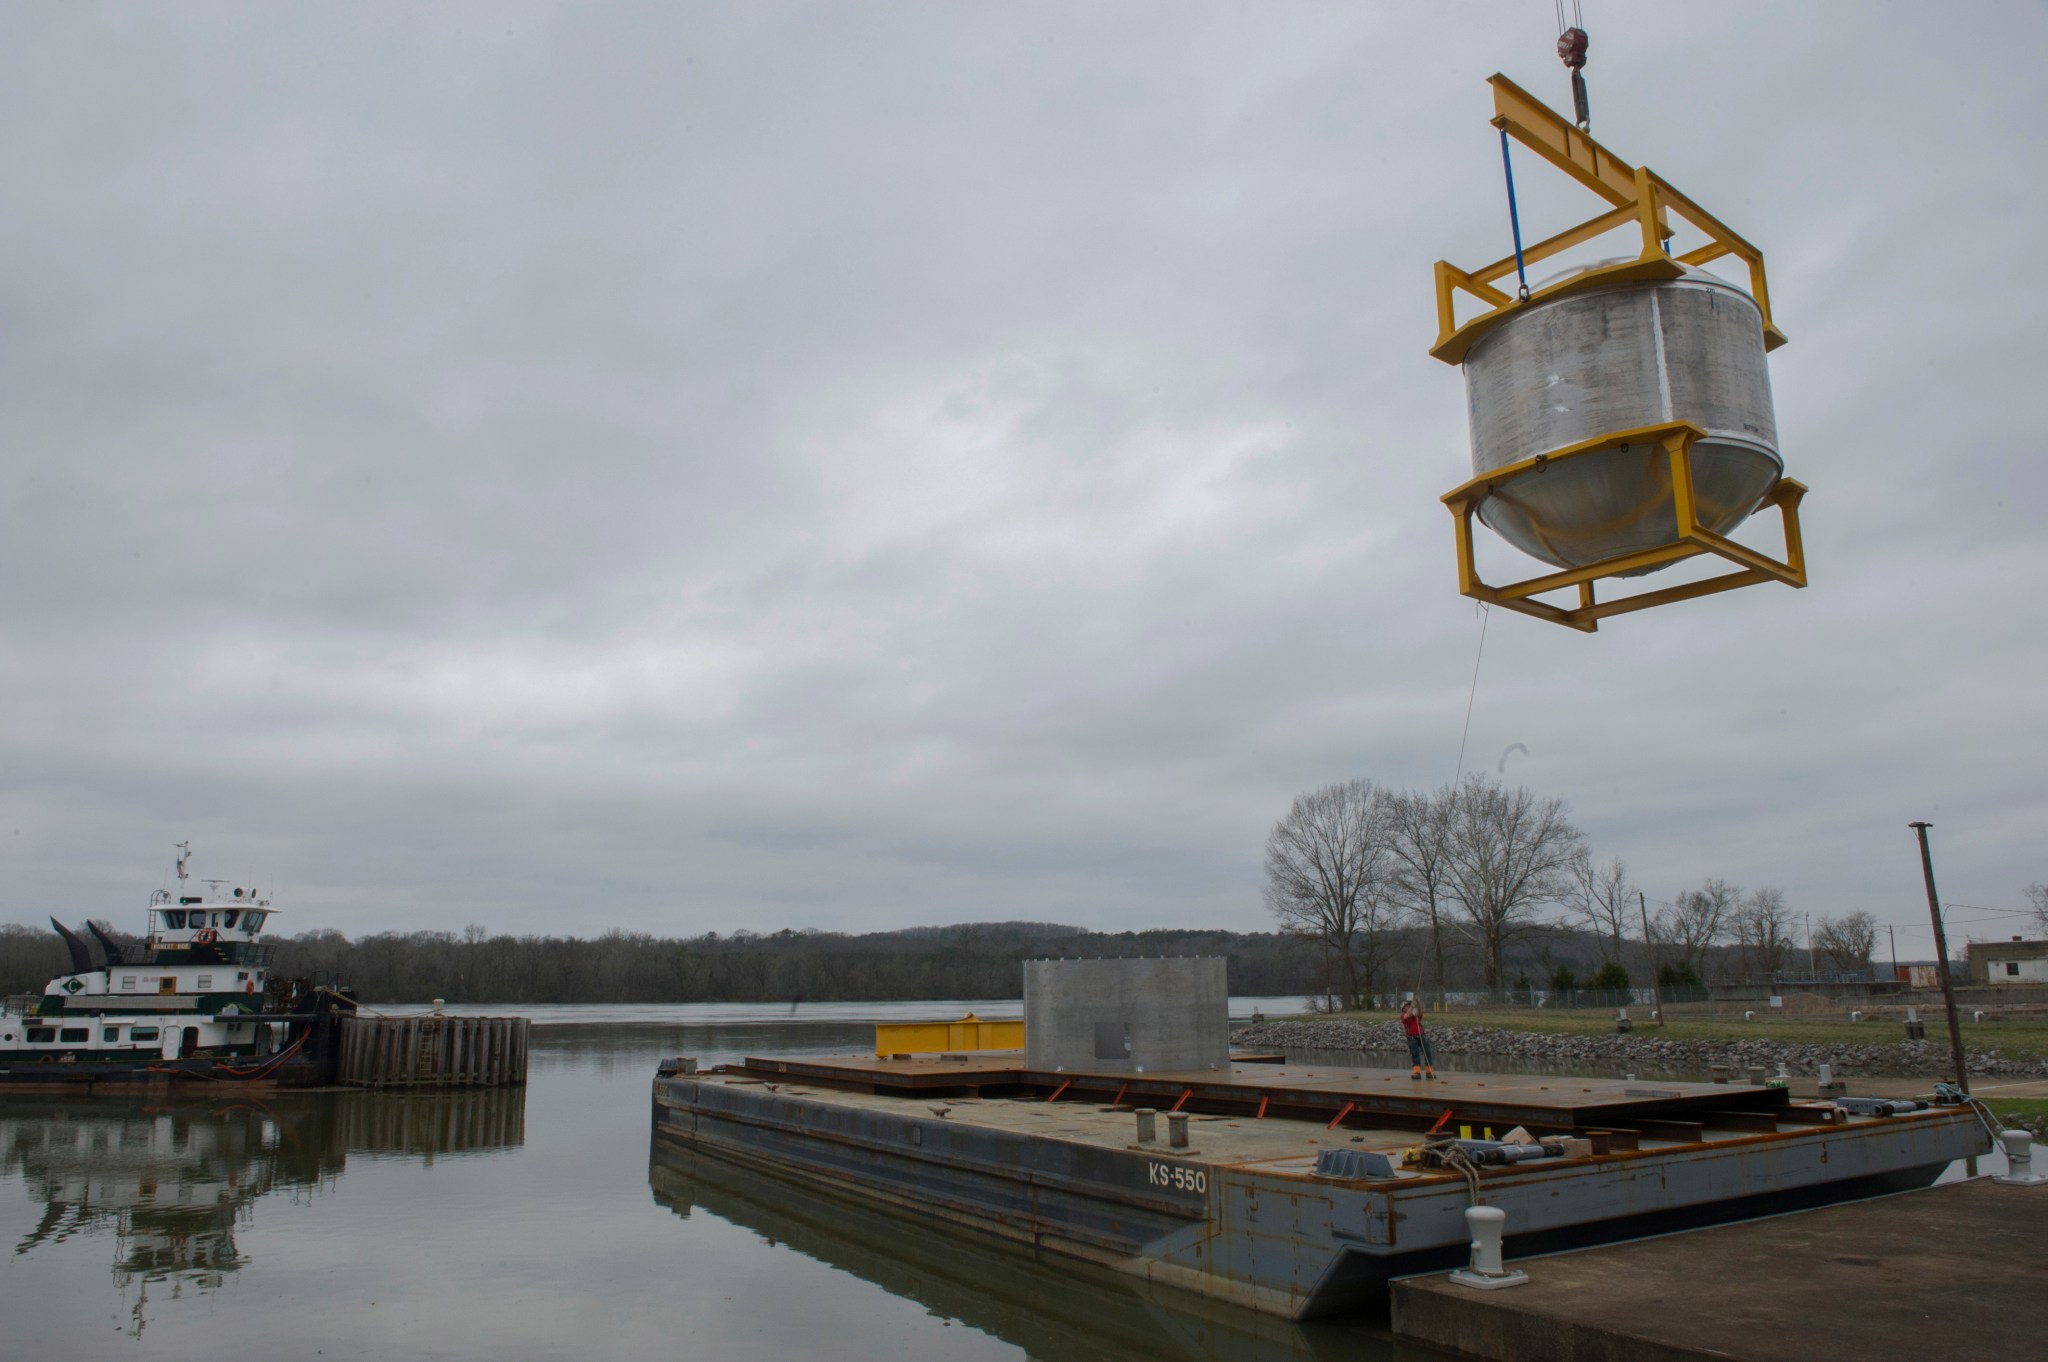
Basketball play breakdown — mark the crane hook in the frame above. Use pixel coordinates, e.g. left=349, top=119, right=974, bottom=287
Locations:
left=1557, top=27, right=1591, bottom=130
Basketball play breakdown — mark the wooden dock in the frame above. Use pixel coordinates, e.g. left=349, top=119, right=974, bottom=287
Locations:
left=336, top=1014, right=530, bottom=1088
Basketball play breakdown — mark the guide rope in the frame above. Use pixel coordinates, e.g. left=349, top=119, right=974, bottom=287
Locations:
left=1452, top=603, right=1491, bottom=787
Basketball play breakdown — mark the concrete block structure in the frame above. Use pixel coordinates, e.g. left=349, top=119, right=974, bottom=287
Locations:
left=1970, top=937, right=2048, bottom=984
left=1022, top=956, right=1229, bottom=1073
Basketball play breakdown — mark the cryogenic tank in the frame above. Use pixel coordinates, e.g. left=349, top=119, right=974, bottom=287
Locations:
left=1462, top=266, right=1780, bottom=572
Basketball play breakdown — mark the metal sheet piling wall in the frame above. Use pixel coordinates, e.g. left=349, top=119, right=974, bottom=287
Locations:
left=338, top=1015, right=530, bottom=1087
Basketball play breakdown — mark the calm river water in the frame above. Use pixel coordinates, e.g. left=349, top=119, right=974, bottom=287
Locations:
left=0, top=1000, right=1459, bottom=1361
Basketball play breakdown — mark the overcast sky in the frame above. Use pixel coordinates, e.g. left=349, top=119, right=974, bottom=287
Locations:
left=1, top=2, right=2042, bottom=959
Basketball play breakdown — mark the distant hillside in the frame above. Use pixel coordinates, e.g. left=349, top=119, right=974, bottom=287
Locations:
left=0, top=919, right=1321, bottom=1004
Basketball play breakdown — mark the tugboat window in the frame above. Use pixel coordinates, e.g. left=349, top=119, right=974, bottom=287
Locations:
left=246, top=912, right=266, bottom=931
left=223, top=909, right=239, bottom=928
left=131, top=1027, right=159, bottom=1041
left=198, top=975, right=214, bottom=990
left=164, top=910, right=185, bottom=930
left=121, top=975, right=136, bottom=990
left=60, top=1028, right=89, bottom=1043
left=27, top=1028, right=54, bottom=1043
left=103, top=1027, right=120, bottom=1042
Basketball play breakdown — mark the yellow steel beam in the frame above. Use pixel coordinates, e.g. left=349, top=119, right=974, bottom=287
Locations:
left=1488, top=74, right=1642, bottom=208
left=1441, top=421, right=1712, bottom=507
left=1440, top=423, right=1807, bottom=631
left=1492, top=541, right=1706, bottom=600
left=1431, top=78, right=1785, bottom=362
left=873, top=1013, right=1022, bottom=1057
left=1572, top=566, right=1772, bottom=623
left=1465, top=202, right=1643, bottom=292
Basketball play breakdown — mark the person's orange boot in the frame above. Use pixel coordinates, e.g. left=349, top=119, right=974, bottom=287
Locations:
left=1411, top=1065, right=1422, bottom=1080
left=1424, top=1066, right=1437, bottom=1080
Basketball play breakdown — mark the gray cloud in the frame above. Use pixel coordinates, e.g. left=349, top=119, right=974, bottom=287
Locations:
left=2, top=3, right=2043, bottom=961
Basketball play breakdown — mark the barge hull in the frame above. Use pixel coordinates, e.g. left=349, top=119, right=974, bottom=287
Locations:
left=652, top=1065, right=1988, bottom=1320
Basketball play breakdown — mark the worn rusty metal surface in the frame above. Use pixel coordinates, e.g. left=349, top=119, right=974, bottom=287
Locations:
left=743, top=1054, right=1796, bottom=1130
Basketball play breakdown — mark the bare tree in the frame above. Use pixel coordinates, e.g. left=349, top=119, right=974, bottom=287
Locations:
left=1733, top=887, right=1797, bottom=979
left=1660, top=878, right=1741, bottom=975
left=1264, top=779, right=1402, bottom=1011
left=1441, top=776, right=1586, bottom=994
left=1813, top=911, right=1878, bottom=974
left=1387, top=784, right=1457, bottom=1007
left=1572, top=853, right=1635, bottom=964
left=2029, top=883, right=2048, bottom=937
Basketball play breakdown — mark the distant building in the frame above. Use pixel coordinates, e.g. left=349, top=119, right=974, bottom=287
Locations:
left=1969, top=937, right=2048, bottom=985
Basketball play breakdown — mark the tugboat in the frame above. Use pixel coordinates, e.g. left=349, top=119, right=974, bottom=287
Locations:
left=0, top=844, right=354, bottom=1090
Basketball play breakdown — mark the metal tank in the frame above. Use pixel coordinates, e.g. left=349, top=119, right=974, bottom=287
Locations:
left=1461, top=266, right=1780, bottom=572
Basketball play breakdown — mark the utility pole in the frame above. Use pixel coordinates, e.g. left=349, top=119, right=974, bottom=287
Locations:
left=1908, top=822, right=1970, bottom=1096
left=1887, top=923, right=1898, bottom=981
left=1805, top=911, right=1816, bottom=979
left=1638, top=891, right=1662, bottom=1023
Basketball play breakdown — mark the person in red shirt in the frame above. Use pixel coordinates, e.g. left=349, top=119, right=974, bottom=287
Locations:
left=1399, top=997, right=1436, bottom=1080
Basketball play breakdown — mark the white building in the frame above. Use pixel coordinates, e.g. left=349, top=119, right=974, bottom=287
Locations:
left=1970, top=937, right=2048, bottom=984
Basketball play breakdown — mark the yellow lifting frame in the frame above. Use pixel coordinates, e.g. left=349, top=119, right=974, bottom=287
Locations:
left=1430, top=75, right=1786, bottom=365
left=1441, top=422, right=1807, bottom=633
left=873, top=1012, right=1023, bottom=1057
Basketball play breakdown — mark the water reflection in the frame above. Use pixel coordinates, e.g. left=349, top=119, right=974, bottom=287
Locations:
left=1, top=1087, right=525, bottom=1331
left=647, top=1141, right=1431, bottom=1362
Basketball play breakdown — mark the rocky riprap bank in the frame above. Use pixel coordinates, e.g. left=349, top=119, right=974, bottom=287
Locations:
left=1230, top=1017, right=2048, bottom=1081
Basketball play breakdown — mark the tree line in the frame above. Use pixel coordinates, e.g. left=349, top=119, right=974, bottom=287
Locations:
left=0, top=920, right=1322, bottom=1004
left=1263, top=775, right=1902, bottom=1010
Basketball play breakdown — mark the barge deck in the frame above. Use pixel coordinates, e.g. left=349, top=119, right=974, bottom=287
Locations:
left=651, top=1052, right=1990, bottom=1319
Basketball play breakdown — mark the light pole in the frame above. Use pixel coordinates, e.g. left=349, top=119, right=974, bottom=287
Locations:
left=1908, top=821, right=1970, bottom=1097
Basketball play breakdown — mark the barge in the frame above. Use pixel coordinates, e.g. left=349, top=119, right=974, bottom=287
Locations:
left=651, top=1053, right=1990, bottom=1320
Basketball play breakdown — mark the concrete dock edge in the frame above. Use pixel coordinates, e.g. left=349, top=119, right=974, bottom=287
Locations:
left=1390, top=1177, right=2048, bottom=1362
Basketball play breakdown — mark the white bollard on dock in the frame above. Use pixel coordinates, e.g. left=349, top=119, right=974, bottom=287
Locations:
left=1995, top=1130, right=2046, bottom=1186
left=1449, top=1206, right=1529, bottom=1290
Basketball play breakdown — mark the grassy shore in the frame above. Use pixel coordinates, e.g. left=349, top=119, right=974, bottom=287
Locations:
left=1311, top=1006, right=2048, bottom=1063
